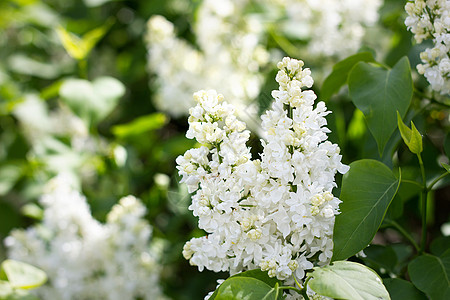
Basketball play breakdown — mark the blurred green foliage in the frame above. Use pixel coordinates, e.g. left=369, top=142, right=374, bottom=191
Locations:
left=0, top=0, right=448, bottom=299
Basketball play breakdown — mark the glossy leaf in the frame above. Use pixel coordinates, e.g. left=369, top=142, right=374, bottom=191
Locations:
left=332, top=159, right=400, bottom=261
left=211, top=277, right=278, bottom=300
left=408, top=250, right=450, bottom=300
left=0, top=260, right=47, bottom=290
left=307, top=261, right=390, bottom=300
left=348, top=57, right=413, bottom=155
left=209, top=269, right=282, bottom=300
left=383, top=278, right=426, bottom=300
left=321, top=52, right=375, bottom=100
left=397, top=111, right=422, bottom=154
left=362, top=245, right=397, bottom=274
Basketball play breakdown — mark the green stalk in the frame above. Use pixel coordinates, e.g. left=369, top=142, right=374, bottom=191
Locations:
left=78, top=59, right=88, bottom=79
left=417, top=154, right=428, bottom=253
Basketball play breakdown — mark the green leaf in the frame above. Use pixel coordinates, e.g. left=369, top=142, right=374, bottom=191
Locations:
left=332, top=159, right=400, bottom=261
left=211, top=277, right=278, bottom=300
left=321, top=52, right=375, bottom=100
left=430, top=236, right=450, bottom=257
left=396, top=111, right=422, bottom=154
left=59, top=76, right=124, bottom=124
left=408, top=250, right=450, bottom=300
left=56, top=19, right=114, bottom=60
left=0, top=163, right=23, bottom=196
left=228, top=269, right=281, bottom=288
left=112, top=113, right=167, bottom=138
left=21, top=203, right=44, bottom=220
left=209, top=269, right=282, bottom=299
left=0, top=260, right=47, bottom=290
left=348, top=57, right=413, bottom=155
left=383, top=278, right=426, bottom=300
left=362, top=245, right=397, bottom=274
left=307, top=261, right=390, bottom=300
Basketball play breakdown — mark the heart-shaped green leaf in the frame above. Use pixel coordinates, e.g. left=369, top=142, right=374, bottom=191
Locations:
left=321, top=52, right=375, bottom=100
left=332, top=159, right=400, bottom=261
left=59, top=76, right=124, bottom=125
left=408, top=250, right=450, bottom=300
left=307, top=261, right=390, bottom=300
left=348, top=57, right=413, bottom=155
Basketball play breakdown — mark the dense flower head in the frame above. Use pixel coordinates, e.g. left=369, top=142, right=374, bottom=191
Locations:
left=405, top=0, right=450, bottom=94
left=177, top=57, right=349, bottom=282
left=5, top=174, right=164, bottom=300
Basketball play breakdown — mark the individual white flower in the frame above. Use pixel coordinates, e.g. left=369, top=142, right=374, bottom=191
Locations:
left=405, top=0, right=450, bottom=94
left=177, top=57, right=349, bottom=289
left=5, top=174, right=165, bottom=300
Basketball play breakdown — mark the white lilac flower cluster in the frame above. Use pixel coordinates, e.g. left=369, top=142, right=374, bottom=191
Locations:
left=146, top=0, right=269, bottom=122
left=4, top=175, right=164, bottom=300
left=405, top=0, right=450, bottom=94
left=146, top=0, right=381, bottom=119
left=271, top=0, right=382, bottom=58
left=177, top=57, right=349, bottom=282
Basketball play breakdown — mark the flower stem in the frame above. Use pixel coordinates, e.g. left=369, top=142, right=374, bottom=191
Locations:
left=78, top=59, right=88, bottom=79
left=417, top=153, right=428, bottom=254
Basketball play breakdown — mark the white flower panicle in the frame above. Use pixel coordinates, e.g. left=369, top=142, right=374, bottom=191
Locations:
left=146, top=0, right=382, bottom=119
left=177, top=57, right=349, bottom=281
left=273, top=0, right=382, bottom=58
left=405, top=0, right=450, bottom=94
left=146, top=0, right=269, bottom=121
left=5, top=174, right=164, bottom=300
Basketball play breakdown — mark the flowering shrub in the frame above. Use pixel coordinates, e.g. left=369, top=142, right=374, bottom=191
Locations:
left=0, top=1, right=449, bottom=300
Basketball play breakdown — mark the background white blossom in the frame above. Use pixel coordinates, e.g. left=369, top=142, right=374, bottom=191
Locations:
left=146, top=0, right=269, bottom=124
left=4, top=174, right=165, bottom=300
left=405, top=0, right=450, bottom=94
left=146, top=0, right=381, bottom=119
